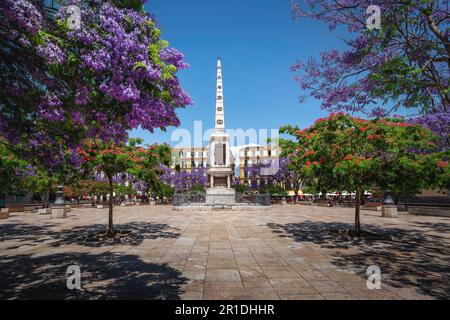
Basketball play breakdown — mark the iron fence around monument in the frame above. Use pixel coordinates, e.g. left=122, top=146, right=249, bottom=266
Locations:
left=173, top=191, right=270, bottom=207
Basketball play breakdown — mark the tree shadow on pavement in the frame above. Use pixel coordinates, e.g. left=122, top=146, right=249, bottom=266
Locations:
left=0, top=252, right=188, bottom=299
left=50, top=222, right=181, bottom=247
left=0, top=222, right=180, bottom=249
left=267, top=221, right=450, bottom=299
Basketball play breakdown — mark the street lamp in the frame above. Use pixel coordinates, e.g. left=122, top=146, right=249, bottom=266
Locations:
left=382, top=190, right=395, bottom=205
left=53, top=185, right=65, bottom=207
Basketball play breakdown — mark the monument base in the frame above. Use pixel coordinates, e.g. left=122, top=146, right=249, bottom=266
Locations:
left=206, top=187, right=236, bottom=206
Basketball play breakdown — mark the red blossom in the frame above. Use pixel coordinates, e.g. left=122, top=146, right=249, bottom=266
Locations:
left=344, top=155, right=353, bottom=160
left=303, top=150, right=316, bottom=157
left=367, top=134, right=381, bottom=141
left=360, top=126, right=369, bottom=132
left=437, top=161, right=448, bottom=168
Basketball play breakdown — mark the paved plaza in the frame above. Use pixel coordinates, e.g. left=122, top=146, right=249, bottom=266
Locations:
left=0, top=205, right=449, bottom=300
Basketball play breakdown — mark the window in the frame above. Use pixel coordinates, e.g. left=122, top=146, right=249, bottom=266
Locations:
left=182, top=161, right=187, bottom=168
left=217, top=120, right=223, bottom=125
left=268, top=150, right=272, bottom=157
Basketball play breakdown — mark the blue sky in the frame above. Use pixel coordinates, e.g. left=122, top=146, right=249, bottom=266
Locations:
left=131, top=0, right=345, bottom=147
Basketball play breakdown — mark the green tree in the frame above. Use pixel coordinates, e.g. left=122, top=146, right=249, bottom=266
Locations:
left=128, top=139, right=172, bottom=200
left=25, top=168, right=58, bottom=208
left=0, top=144, right=28, bottom=197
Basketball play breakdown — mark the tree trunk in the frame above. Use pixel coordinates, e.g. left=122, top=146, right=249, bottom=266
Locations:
left=355, top=188, right=361, bottom=235
left=107, top=177, right=114, bottom=237
left=40, top=192, right=45, bottom=208
left=294, top=189, right=299, bottom=204
left=42, top=191, right=50, bottom=208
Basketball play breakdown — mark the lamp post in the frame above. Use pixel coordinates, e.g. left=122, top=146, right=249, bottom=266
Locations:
left=51, top=185, right=67, bottom=219
left=54, top=185, right=65, bottom=206
left=382, top=190, right=395, bottom=206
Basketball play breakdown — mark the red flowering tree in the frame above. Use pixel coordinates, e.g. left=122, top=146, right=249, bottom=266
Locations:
left=77, top=140, right=143, bottom=237
left=281, top=112, right=448, bottom=234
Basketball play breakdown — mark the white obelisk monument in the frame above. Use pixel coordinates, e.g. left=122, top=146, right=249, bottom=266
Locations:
left=206, top=58, right=236, bottom=205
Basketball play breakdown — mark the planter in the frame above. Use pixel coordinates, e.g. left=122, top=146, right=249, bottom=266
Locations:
left=0, top=208, right=10, bottom=219
left=51, top=207, right=67, bottom=219
left=38, top=208, right=51, bottom=215
left=316, top=199, right=330, bottom=207
left=408, top=206, right=450, bottom=217
left=382, top=205, right=398, bottom=218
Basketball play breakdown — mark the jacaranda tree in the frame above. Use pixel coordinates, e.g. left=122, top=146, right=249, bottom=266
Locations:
left=0, top=0, right=191, bottom=171
left=291, top=1, right=449, bottom=148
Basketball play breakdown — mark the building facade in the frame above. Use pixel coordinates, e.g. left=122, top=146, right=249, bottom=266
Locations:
left=171, top=145, right=279, bottom=180
left=171, top=147, right=209, bottom=171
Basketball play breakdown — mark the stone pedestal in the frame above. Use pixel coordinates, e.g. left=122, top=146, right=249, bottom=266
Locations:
left=38, top=208, right=51, bottom=215
left=0, top=208, right=10, bottom=219
left=206, top=187, right=236, bottom=206
left=382, top=205, right=398, bottom=218
left=51, top=207, right=67, bottom=219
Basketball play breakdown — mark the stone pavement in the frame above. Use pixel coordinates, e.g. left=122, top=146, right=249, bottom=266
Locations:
left=0, top=205, right=449, bottom=300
